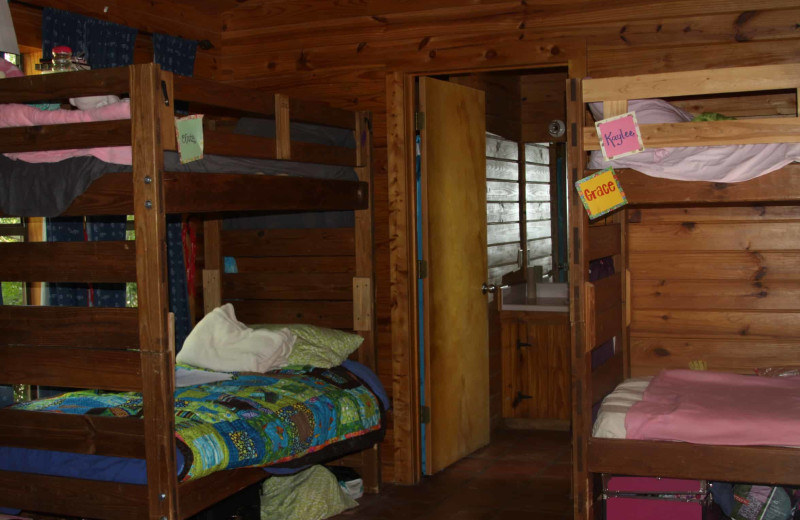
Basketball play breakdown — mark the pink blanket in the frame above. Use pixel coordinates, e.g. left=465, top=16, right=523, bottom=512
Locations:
left=1, top=101, right=132, bottom=164
left=625, top=369, right=800, bottom=446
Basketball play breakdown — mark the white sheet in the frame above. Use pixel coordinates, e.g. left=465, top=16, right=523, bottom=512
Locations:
left=592, top=377, right=652, bottom=439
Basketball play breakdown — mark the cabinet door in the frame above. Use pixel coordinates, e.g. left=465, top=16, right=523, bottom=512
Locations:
left=502, top=314, right=570, bottom=423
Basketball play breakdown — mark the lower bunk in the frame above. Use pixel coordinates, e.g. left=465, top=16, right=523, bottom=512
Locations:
left=584, top=366, right=800, bottom=519
left=0, top=351, right=387, bottom=519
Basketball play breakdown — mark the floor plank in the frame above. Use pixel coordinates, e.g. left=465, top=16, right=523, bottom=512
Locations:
left=335, top=428, right=572, bottom=520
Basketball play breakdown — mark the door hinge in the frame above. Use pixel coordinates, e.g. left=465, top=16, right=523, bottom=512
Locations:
left=512, top=392, right=532, bottom=408
left=420, top=405, right=431, bottom=424
left=417, top=259, right=428, bottom=279
left=415, top=111, right=425, bottom=130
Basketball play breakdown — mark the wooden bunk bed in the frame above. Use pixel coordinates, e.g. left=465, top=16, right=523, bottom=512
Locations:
left=568, top=63, right=800, bottom=519
left=0, top=63, right=379, bottom=519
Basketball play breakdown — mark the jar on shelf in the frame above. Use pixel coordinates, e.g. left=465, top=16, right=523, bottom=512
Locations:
left=51, top=45, right=76, bottom=73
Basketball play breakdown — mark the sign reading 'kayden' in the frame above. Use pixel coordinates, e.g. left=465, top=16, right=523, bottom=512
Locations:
left=575, top=167, right=627, bottom=219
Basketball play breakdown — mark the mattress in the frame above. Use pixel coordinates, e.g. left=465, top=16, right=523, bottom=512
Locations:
left=592, top=376, right=651, bottom=439
left=592, top=370, right=800, bottom=446
left=0, top=106, right=357, bottom=218
left=0, top=361, right=387, bottom=485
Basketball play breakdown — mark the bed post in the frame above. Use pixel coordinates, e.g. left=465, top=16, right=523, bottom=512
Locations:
left=353, top=110, right=380, bottom=493
left=130, top=63, right=179, bottom=520
left=568, top=77, right=594, bottom=520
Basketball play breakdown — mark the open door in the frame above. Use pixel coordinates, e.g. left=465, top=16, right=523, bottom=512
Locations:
left=419, top=77, right=489, bottom=474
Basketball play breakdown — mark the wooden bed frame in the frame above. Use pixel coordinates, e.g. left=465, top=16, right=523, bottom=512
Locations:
left=568, top=64, right=800, bottom=519
left=0, top=63, right=378, bottom=519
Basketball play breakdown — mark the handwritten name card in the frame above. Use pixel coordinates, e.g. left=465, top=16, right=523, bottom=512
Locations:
left=595, top=111, right=644, bottom=161
left=175, top=114, right=204, bottom=164
left=575, top=167, right=627, bottom=219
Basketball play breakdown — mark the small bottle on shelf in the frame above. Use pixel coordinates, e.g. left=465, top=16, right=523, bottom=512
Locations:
left=51, top=45, right=76, bottom=73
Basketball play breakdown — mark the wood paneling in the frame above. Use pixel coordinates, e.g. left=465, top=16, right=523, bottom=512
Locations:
left=0, top=346, right=142, bottom=390
left=618, top=165, right=800, bottom=205
left=222, top=228, right=354, bottom=257
left=223, top=272, right=353, bottom=300
left=589, top=438, right=800, bottom=487
left=0, top=306, right=138, bottom=348
left=179, top=469, right=266, bottom=518
left=630, top=337, right=800, bottom=375
left=0, top=470, right=147, bottom=520
left=0, top=409, right=145, bottom=458
left=231, top=300, right=354, bottom=329
left=629, top=251, right=800, bottom=281
left=629, top=222, right=800, bottom=251
left=628, top=206, right=800, bottom=377
left=165, top=173, right=367, bottom=214
left=586, top=223, right=620, bottom=261
left=0, top=120, right=131, bottom=153
left=0, top=241, right=135, bottom=282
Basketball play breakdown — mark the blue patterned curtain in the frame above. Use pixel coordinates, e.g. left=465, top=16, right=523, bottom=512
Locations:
left=42, top=7, right=137, bottom=69
left=154, top=37, right=198, bottom=350
left=86, top=216, right=127, bottom=308
left=153, top=33, right=197, bottom=77
left=43, top=9, right=135, bottom=308
left=47, top=217, right=89, bottom=307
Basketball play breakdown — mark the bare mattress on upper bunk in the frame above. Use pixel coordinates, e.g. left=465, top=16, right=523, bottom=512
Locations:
left=593, top=369, right=800, bottom=446
left=0, top=361, right=387, bottom=485
left=0, top=100, right=357, bottom=217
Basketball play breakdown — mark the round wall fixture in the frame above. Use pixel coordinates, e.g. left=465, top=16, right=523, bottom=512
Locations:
left=547, top=119, right=566, bottom=138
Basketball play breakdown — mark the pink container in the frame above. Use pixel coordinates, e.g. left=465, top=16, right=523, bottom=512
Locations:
left=607, top=495, right=707, bottom=520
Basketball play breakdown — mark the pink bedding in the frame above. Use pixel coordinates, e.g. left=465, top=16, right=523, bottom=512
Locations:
left=587, top=99, right=800, bottom=182
left=625, top=369, right=800, bottom=446
left=1, top=101, right=132, bottom=165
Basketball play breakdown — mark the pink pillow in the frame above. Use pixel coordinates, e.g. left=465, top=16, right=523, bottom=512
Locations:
left=0, top=58, right=23, bottom=78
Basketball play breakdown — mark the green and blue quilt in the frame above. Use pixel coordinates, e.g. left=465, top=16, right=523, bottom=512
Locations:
left=13, top=365, right=382, bottom=481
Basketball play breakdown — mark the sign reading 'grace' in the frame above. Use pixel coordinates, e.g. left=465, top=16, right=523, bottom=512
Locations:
left=595, top=111, right=644, bottom=161
left=575, top=167, right=627, bottom=219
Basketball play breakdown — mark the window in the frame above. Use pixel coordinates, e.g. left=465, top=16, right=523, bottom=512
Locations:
left=486, top=134, right=554, bottom=285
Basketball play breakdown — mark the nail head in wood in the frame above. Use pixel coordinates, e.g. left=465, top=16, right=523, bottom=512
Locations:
left=144, top=176, right=153, bottom=184
left=145, top=200, right=153, bottom=209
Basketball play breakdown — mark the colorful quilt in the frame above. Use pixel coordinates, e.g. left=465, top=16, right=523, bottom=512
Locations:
left=13, top=365, right=382, bottom=481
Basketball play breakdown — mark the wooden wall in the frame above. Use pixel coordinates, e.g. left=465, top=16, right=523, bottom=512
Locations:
left=627, top=206, right=800, bottom=376
left=11, top=0, right=800, bottom=485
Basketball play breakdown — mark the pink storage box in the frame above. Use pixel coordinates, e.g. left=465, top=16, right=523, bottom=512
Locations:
left=607, top=495, right=708, bottom=520
left=605, top=475, right=706, bottom=495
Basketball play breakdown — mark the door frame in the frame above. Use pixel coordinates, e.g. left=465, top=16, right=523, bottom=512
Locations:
left=386, top=45, right=587, bottom=485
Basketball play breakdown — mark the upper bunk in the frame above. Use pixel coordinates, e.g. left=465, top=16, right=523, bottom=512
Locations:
left=0, top=63, right=370, bottom=218
left=576, top=64, right=800, bottom=205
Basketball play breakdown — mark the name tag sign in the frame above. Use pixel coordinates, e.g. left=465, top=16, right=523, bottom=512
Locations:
left=575, top=167, right=627, bottom=219
left=175, top=114, right=204, bottom=164
left=595, top=111, right=644, bottom=161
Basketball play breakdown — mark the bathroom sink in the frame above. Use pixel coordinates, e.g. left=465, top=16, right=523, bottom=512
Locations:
left=500, top=282, right=569, bottom=312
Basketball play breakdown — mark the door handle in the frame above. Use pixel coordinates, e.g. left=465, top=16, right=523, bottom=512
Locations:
left=481, top=283, right=497, bottom=295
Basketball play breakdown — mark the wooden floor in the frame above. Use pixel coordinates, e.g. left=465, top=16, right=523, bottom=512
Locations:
left=336, top=428, right=572, bottom=520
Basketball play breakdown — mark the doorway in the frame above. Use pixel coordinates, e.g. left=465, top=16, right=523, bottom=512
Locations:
left=413, top=67, right=571, bottom=476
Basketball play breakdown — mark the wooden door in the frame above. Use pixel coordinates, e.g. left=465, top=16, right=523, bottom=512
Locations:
left=419, top=76, right=489, bottom=474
